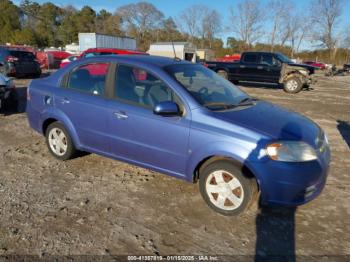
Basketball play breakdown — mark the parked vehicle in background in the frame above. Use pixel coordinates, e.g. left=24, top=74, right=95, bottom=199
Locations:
left=46, top=50, right=71, bottom=69
left=148, top=42, right=197, bottom=63
left=206, top=52, right=317, bottom=93
left=80, top=48, right=146, bottom=58
left=0, top=47, right=41, bottom=78
left=343, top=63, right=350, bottom=73
left=59, top=48, right=148, bottom=68
left=60, top=55, right=79, bottom=68
left=79, top=33, right=137, bottom=51
left=26, top=55, right=330, bottom=216
left=0, top=63, right=17, bottom=112
left=215, top=54, right=241, bottom=62
left=304, top=61, right=326, bottom=70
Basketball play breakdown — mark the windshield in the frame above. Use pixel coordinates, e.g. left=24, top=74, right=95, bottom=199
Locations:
left=276, top=53, right=293, bottom=64
left=164, top=64, right=249, bottom=110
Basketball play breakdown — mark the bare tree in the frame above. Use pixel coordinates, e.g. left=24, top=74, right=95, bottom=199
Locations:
left=178, top=5, right=205, bottom=42
left=228, top=0, right=265, bottom=46
left=310, top=0, right=343, bottom=60
left=116, top=2, right=164, bottom=43
left=268, top=0, right=291, bottom=51
left=200, top=8, right=222, bottom=48
left=277, top=11, right=312, bottom=58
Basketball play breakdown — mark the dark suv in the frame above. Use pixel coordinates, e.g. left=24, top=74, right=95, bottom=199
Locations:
left=0, top=47, right=41, bottom=78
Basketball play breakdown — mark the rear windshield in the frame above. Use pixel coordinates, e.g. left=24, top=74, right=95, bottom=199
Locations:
left=9, top=51, right=36, bottom=61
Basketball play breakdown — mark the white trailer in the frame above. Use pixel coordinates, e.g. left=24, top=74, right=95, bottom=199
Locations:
left=78, top=33, right=137, bottom=52
left=148, top=42, right=197, bottom=62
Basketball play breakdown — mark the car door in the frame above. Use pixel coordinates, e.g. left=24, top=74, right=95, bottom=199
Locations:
left=54, top=62, right=112, bottom=152
left=108, top=64, right=191, bottom=176
left=239, top=53, right=261, bottom=81
left=259, top=53, right=281, bottom=82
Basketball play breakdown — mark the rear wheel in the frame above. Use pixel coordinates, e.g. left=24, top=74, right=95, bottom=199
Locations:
left=283, top=76, right=303, bottom=93
left=199, top=161, right=256, bottom=216
left=3, top=89, right=18, bottom=111
left=45, top=122, right=76, bottom=160
left=217, top=70, right=228, bottom=79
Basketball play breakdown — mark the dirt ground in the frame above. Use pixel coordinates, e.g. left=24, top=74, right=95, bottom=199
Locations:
left=0, top=74, right=349, bottom=260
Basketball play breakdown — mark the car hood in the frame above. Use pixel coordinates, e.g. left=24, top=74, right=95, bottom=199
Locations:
left=288, top=63, right=316, bottom=73
left=213, top=101, right=320, bottom=147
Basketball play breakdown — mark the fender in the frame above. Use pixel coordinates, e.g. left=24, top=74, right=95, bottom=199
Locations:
left=185, top=140, right=259, bottom=182
left=40, top=107, right=82, bottom=149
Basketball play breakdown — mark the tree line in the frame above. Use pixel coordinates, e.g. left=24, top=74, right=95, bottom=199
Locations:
left=0, top=0, right=349, bottom=64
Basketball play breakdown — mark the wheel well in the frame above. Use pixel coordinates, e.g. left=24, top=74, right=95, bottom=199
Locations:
left=42, top=118, right=57, bottom=134
left=283, top=71, right=303, bottom=81
left=216, top=68, right=228, bottom=73
left=193, top=156, right=258, bottom=187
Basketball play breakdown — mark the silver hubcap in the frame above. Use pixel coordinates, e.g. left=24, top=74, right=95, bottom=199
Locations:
left=205, top=170, right=244, bottom=211
left=48, top=128, right=68, bottom=156
left=286, top=79, right=298, bottom=91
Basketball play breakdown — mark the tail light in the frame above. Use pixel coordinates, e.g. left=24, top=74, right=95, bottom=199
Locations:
left=6, top=56, right=18, bottom=62
left=203, top=63, right=209, bottom=68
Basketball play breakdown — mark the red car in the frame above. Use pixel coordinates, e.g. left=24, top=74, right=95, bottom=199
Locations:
left=59, top=55, right=79, bottom=68
left=59, top=48, right=147, bottom=68
left=304, top=61, right=326, bottom=70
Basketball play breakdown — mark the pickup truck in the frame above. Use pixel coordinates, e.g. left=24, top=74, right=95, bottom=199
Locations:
left=205, top=52, right=316, bottom=93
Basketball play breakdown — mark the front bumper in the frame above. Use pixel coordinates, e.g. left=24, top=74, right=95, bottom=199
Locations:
left=251, top=149, right=330, bottom=206
left=305, top=74, right=317, bottom=85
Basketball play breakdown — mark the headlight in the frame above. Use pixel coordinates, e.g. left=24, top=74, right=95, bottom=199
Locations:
left=266, top=141, right=317, bottom=162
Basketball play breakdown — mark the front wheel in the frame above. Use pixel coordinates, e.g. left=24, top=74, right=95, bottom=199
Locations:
left=283, top=76, right=303, bottom=93
left=199, top=161, right=256, bottom=216
left=45, top=122, right=77, bottom=160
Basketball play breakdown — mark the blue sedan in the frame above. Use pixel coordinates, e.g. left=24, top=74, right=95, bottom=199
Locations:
left=26, top=55, right=330, bottom=216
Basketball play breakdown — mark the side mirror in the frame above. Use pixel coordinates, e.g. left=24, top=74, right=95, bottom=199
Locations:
left=153, top=101, right=180, bottom=116
left=0, top=62, right=3, bottom=67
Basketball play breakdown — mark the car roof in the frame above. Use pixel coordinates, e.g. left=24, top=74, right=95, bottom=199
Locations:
left=79, top=55, right=192, bottom=68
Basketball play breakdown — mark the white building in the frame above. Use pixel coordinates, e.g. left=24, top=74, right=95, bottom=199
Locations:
left=148, top=42, right=197, bottom=63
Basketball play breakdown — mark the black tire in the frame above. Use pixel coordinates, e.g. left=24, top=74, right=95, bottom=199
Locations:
left=217, top=70, right=228, bottom=79
left=3, top=89, right=18, bottom=112
left=45, top=122, right=77, bottom=161
left=32, top=72, right=42, bottom=78
left=283, top=76, right=303, bottom=93
left=232, top=80, right=239, bottom=85
left=199, top=160, right=256, bottom=216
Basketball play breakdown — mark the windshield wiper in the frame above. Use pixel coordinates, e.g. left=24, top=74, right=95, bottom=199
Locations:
left=204, top=98, right=258, bottom=110
left=203, top=102, right=237, bottom=110
left=236, top=97, right=258, bottom=106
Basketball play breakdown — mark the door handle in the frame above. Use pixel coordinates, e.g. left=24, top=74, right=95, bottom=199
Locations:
left=257, top=66, right=264, bottom=70
left=113, top=111, right=128, bottom=119
left=240, top=65, right=246, bottom=68
left=61, top=97, right=70, bottom=104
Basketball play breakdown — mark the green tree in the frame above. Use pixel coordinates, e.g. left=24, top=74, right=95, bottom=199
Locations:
left=0, top=0, right=21, bottom=44
left=57, top=6, right=79, bottom=44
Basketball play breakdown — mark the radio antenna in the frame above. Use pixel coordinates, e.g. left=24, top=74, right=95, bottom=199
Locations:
left=171, top=41, right=180, bottom=61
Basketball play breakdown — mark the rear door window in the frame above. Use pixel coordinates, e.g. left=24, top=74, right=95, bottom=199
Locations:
left=66, top=63, right=109, bottom=96
left=243, top=54, right=258, bottom=63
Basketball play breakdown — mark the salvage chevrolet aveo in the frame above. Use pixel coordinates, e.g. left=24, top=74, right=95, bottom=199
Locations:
left=26, top=55, right=330, bottom=216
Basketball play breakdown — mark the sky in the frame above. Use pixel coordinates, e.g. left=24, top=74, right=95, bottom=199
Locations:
left=12, top=0, right=350, bottom=50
